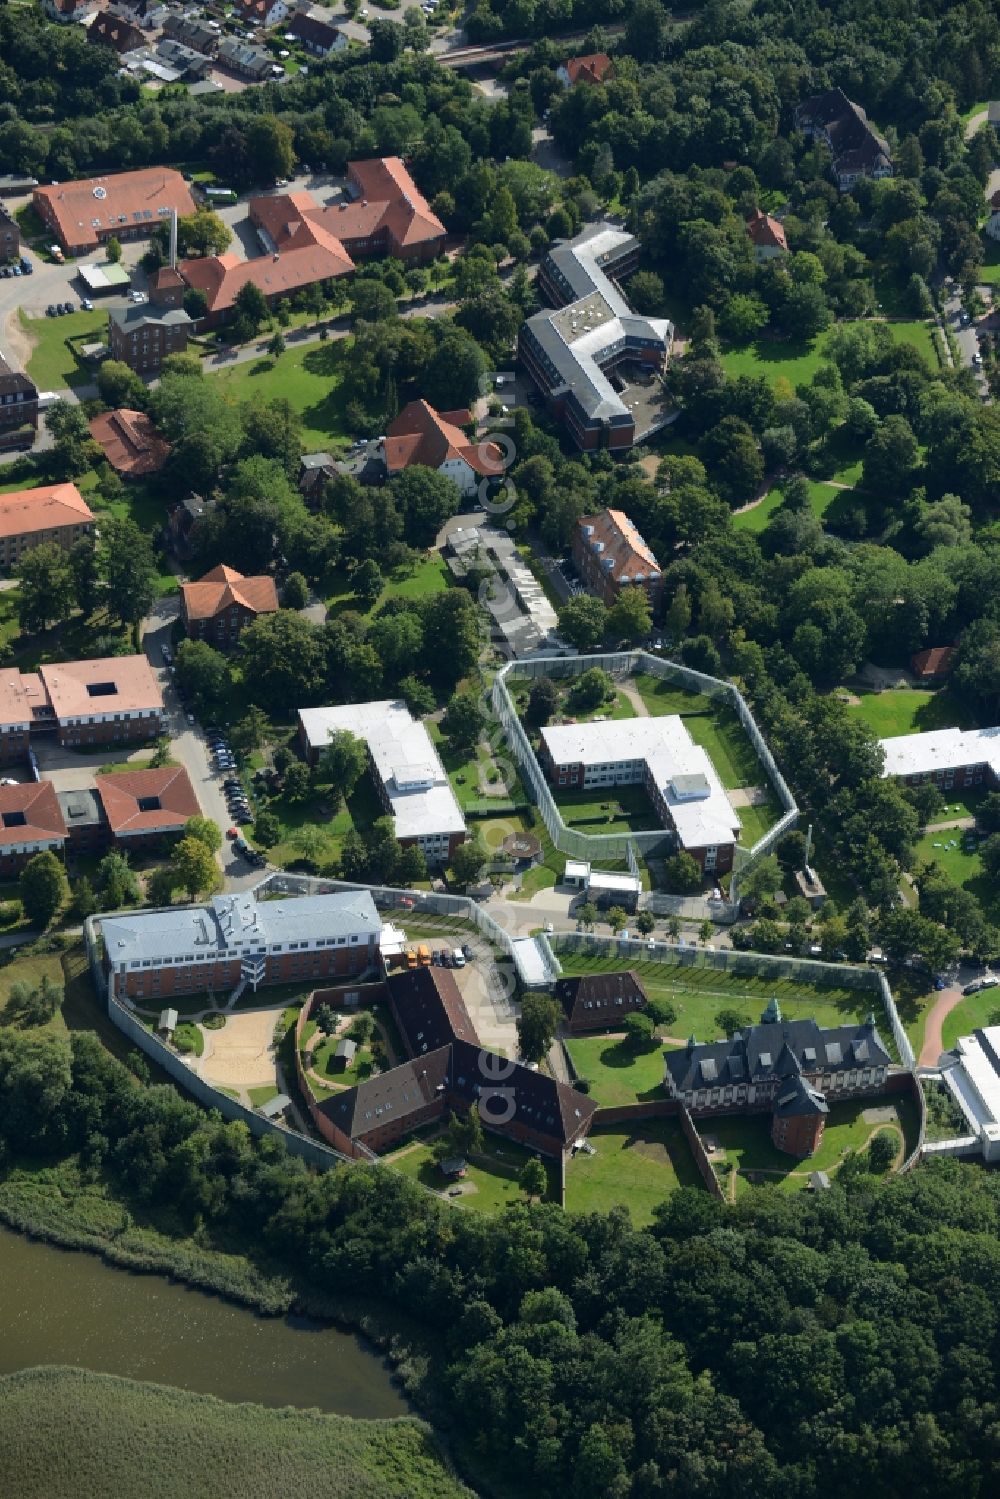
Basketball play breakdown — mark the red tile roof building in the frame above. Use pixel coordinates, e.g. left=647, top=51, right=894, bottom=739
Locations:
left=316, top=158, right=447, bottom=263
left=572, top=508, right=663, bottom=610
left=87, top=11, right=144, bottom=52
left=910, top=646, right=957, bottom=682
left=180, top=565, right=279, bottom=648
left=97, top=765, right=200, bottom=845
left=88, top=409, right=170, bottom=479
left=0, top=780, right=67, bottom=874
left=0, top=355, right=37, bottom=453
left=557, top=52, right=613, bottom=87
left=746, top=208, right=788, bottom=260
left=383, top=401, right=504, bottom=497
left=34, top=168, right=196, bottom=256
left=0, top=483, right=94, bottom=569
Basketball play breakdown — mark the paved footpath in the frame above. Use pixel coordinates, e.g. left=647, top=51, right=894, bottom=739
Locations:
left=919, top=986, right=965, bottom=1066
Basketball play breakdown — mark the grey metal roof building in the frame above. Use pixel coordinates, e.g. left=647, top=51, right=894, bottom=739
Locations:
left=519, top=223, right=672, bottom=451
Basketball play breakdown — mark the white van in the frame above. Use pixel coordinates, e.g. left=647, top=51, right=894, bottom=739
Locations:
left=452, top=948, right=466, bottom=967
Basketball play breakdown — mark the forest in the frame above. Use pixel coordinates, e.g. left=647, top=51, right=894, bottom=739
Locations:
left=1, top=1023, right=1000, bottom=1499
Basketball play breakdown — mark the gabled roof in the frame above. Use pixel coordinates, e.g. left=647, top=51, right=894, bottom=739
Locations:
left=665, top=1015, right=891, bottom=1094
left=0, top=780, right=66, bottom=848
left=88, top=11, right=143, bottom=50
left=287, top=11, right=341, bottom=47
left=577, top=508, right=660, bottom=583
left=774, top=1075, right=829, bottom=1117
left=562, top=52, right=613, bottom=85
left=746, top=208, right=788, bottom=252
left=313, top=157, right=446, bottom=253
left=553, top=969, right=648, bottom=1027
left=97, top=765, right=200, bottom=836
left=180, top=565, right=279, bottom=623
left=909, top=646, right=956, bottom=680
left=88, top=409, right=170, bottom=478
left=385, top=400, right=504, bottom=478
left=388, top=965, right=479, bottom=1054
left=0, top=483, right=93, bottom=540
left=34, top=168, right=195, bottom=254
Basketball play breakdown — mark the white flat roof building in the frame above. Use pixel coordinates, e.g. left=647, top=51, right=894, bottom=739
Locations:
left=298, top=700, right=466, bottom=854
left=941, top=1025, right=1000, bottom=1162
left=880, top=725, right=1000, bottom=780
left=540, top=716, right=740, bottom=852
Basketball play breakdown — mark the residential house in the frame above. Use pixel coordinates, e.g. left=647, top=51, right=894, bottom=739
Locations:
left=909, top=646, right=956, bottom=683
left=108, top=305, right=193, bottom=374
left=155, top=38, right=213, bottom=78
left=519, top=222, right=672, bottom=450
left=234, top=0, right=288, bottom=26
left=0, top=656, right=164, bottom=763
left=313, top=966, right=598, bottom=1158
left=539, top=715, right=741, bottom=874
left=0, top=483, right=94, bottom=570
left=746, top=208, right=787, bottom=261
left=180, top=565, right=279, bottom=648
left=0, top=781, right=67, bottom=876
left=0, top=355, right=38, bottom=451
left=43, top=0, right=99, bottom=22
left=166, top=492, right=214, bottom=556
left=664, top=1000, right=892, bottom=1157
left=287, top=10, right=348, bottom=55
left=795, top=87, right=894, bottom=190
left=556, top=52, right=613, bottom=87
left=298, top=700, right=467, bottom=863
left=88, top=12, right=146, bottom=53
left=382, top=400, right=503, bottom=498
left=553, top=970, right=648, bottom=1033
left=33, top=168, right=195, bottom=257
left=0, top=204, right=20, bottom=263
left=160, top=14, right=220, bottom=52
left=572, top=507, right=663, bottom=610
left=96, top=766, right=201, bottom=850
left=148, top=265, right=188, bottom=310
left=216, top=38, right=274, bottom=79
left=101, top=887, right=382, bottom=1000
left=88, top=408, right=171, bottom=479
left=298, top=451, right=335, bottom=501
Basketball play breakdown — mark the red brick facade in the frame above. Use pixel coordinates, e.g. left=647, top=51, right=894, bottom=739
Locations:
left=771, top=1109, right=826, bottom=1157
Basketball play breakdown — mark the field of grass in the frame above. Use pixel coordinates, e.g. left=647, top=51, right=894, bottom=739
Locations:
left=845, top=687, right=975, bottom=739
left=564, top=1034, right=667, bottom=1106
left=553, top=949, right=887, bottom=1047
left=912, top=829, right=985, bottom=894
left=313, top=1034, right=377, bottom=1086
left=941, top=987, right=1000, bottom=1051
left=0, top=1367, right=471, bottom=1499
left=553, top=784, right=660, bottom=835
left=733, top=479, right=855, bottom=534
left=977, top=234, right=1000, bottom=286
left=710, top=1098, right=910, bottom=1194
left=19, top=308, right=107, bottom=390
left=386, top=1135, right=557, bottom=1212
left=735, top=792, right=784, bottom=847
left=720, top=320, right=935, bottom=392
left=629, top=673, right=714, bottom=716
left=248, top=1084, right=281, bottom=1108
left=564, top=1119, right=702, bottom=1223
left=0, top=947, right=70, bottom=1040
left=325, top=553, right=450, bottom=617
left=207, top=339, right=353, bottom=451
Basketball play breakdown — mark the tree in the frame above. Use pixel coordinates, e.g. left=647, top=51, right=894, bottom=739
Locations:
left=283, top=762, right=312, bottom=803
left=606, top=906, right=629, bottom=934
left=516, top=991, right=561, bottom=1064
left=663, top=852, right=702, bottom=894
left=566, top=668, right=613, bottom=713
left=96, top=358, right=147, bottom=411
left=320, top=729, right=368, bottom=810
left=253, top=810, right=280, bottom=847
left=174, top=641, right=231, bottom=717
left=352, top=558, right=384, bottom=610
left=451, top=832, right=488, bottom=887
left=282, top=572, right=309, bottom=610
left=72, top=876, right=97, bottom=920
left=981, top=834, right=1000, bottom=881
left=978, top=792, right=1000, bottom=833
left=577, top=902, right=598, bottom=930
left=526, top=677, right=558, bottom=727
left=183, top=287, right=209, bottom=322
left=441, top=692, right=485, bottom=754
left=314, top=1003, right=337, bottom=1036
left=267, top=331, right=286, bottom=359
left=667, top=915, right=682, bottom=942
left=777, top=830, right=808, bottom=872
left=698, top=919, right=714, bottom=945
left=172, top=208, right=232, bottom=259
left=97, top=850, right=142, bottom=910
left=245, top=114, right=295, bottom=185
left=102, top=517, right=157, bottom=627
left=519, top=1157, right=548, bottom=1200
left=106, top=236, right=122, bottom=263
left=19, top=852, right=69, bottom=928
left=234, top=281, right=270, bottom=337
left=646, top=995, right=677, bottom=1029
left=868, top=1131, right=897, bottom=1172
left=369, top=17, right=406, bottom=60
left=665, top=583, right=692, bottom=642
left=350, top=1009, right=377, bottom=1046
left=715, top=1007, right=751, bottom=1037
left=739, top=854, right=782, bottom=904
left=623, top=1011, right=656, bottom=1047
left=185, top=816, right=221, bottom=853
left=635, top=910, right=656, bottom=935
left=15, top=544, right=76, bottom=634
left=170, top=836, right=220, bottom=902
left=239, top=612, right=327, bottom=712
left=558, top=594, right=608, bottom=651
left=391, top=466, right=463, bottom=548
left=607, top=586, right=652, bottom=644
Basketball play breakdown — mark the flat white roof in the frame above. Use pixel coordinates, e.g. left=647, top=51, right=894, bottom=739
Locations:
left=511, top=935, right=554, bottom=988
left=880, top=725, right=1000, bottom=779
left=298, top=700, right=466, bottom=841
left=587, top=869, right=642, bottom=893
left=947, top=1027, right=1000, bottom=1134
left=540, top=715, right=740, bottom=850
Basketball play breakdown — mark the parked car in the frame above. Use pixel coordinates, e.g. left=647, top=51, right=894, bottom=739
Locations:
left=227, top=827, right=239, bottom=839
left=963, top=980, right=982, bottom=995
left=62, top=302, right=74, bottom=314
left=461, top=943, right=474, bottom=961
left=81, top=297, right=93, bottom=311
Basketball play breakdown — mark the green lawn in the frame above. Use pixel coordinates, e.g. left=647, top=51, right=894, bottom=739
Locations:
left=248, top=1083, right=281, bottom=1108
left=173, top=1021, right=204, bottom=1057
left=0, top=948, right=70, bottom=1040
left=564, top=1034, right=667, bottom=1106
left=630, top=673, right=714, bottom=716
left=207, top=339, right=352, bottom=450
left=736, top=791, right=784, bottom=847
left=977, top=234, right=1000, bottom=286
left=845, top=687, right=975, bottom=739
left=386, top=1135, right=557, bottom=1212
left=564, top=1119, right=703, bottom=1223
left=733, top=479, right=857, bottom=535
left=312, top=1034, right=378, bottom=1086
left=553, top=784, right=660, bottom=835
left=721, top=320, right=935, bottom=392
left=684, top=707, right=766, bottom=790
left=20, top=308, right=107, bottom=390
left=942, top=988, right=1000, bottom=1051
left=912, top=829, right=985, bottom=893
left=554, top=949, right=888, bottom=1048
left=325, top=553, right=449, bottom=617
left=708, top=1099, right=906, bottom=1193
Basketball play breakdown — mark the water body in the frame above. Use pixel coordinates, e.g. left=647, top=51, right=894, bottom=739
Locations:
left=0, top=1226, right=407, bottom=1418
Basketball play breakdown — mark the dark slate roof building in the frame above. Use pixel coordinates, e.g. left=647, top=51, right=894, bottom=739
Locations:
left=795, top=87, right=893, bottom=190
left=553, top=969, right=648, bottom=1033
left=388, top=965, right=479, bottom=1054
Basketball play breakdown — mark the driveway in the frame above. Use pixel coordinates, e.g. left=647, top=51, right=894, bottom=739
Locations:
left=943, top=285, right=990, bottom=397
left=140, top=597, right=248, bottom=884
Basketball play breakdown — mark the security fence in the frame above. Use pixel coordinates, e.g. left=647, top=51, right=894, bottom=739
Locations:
left=492, top=651, right=798, bottom=908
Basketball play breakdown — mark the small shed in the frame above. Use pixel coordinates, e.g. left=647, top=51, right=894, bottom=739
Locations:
left=440, top=1156, right=467, bottom=1179
left=502, top=830, right=542, bottom=864
left=809, top=1170, right=832, bottom=1191
left=157, top=1007, right=178, bottom=1036
left=334, top=1038, right=358, bottom=1070
left=259, top=1092, right=291, bottom=1119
